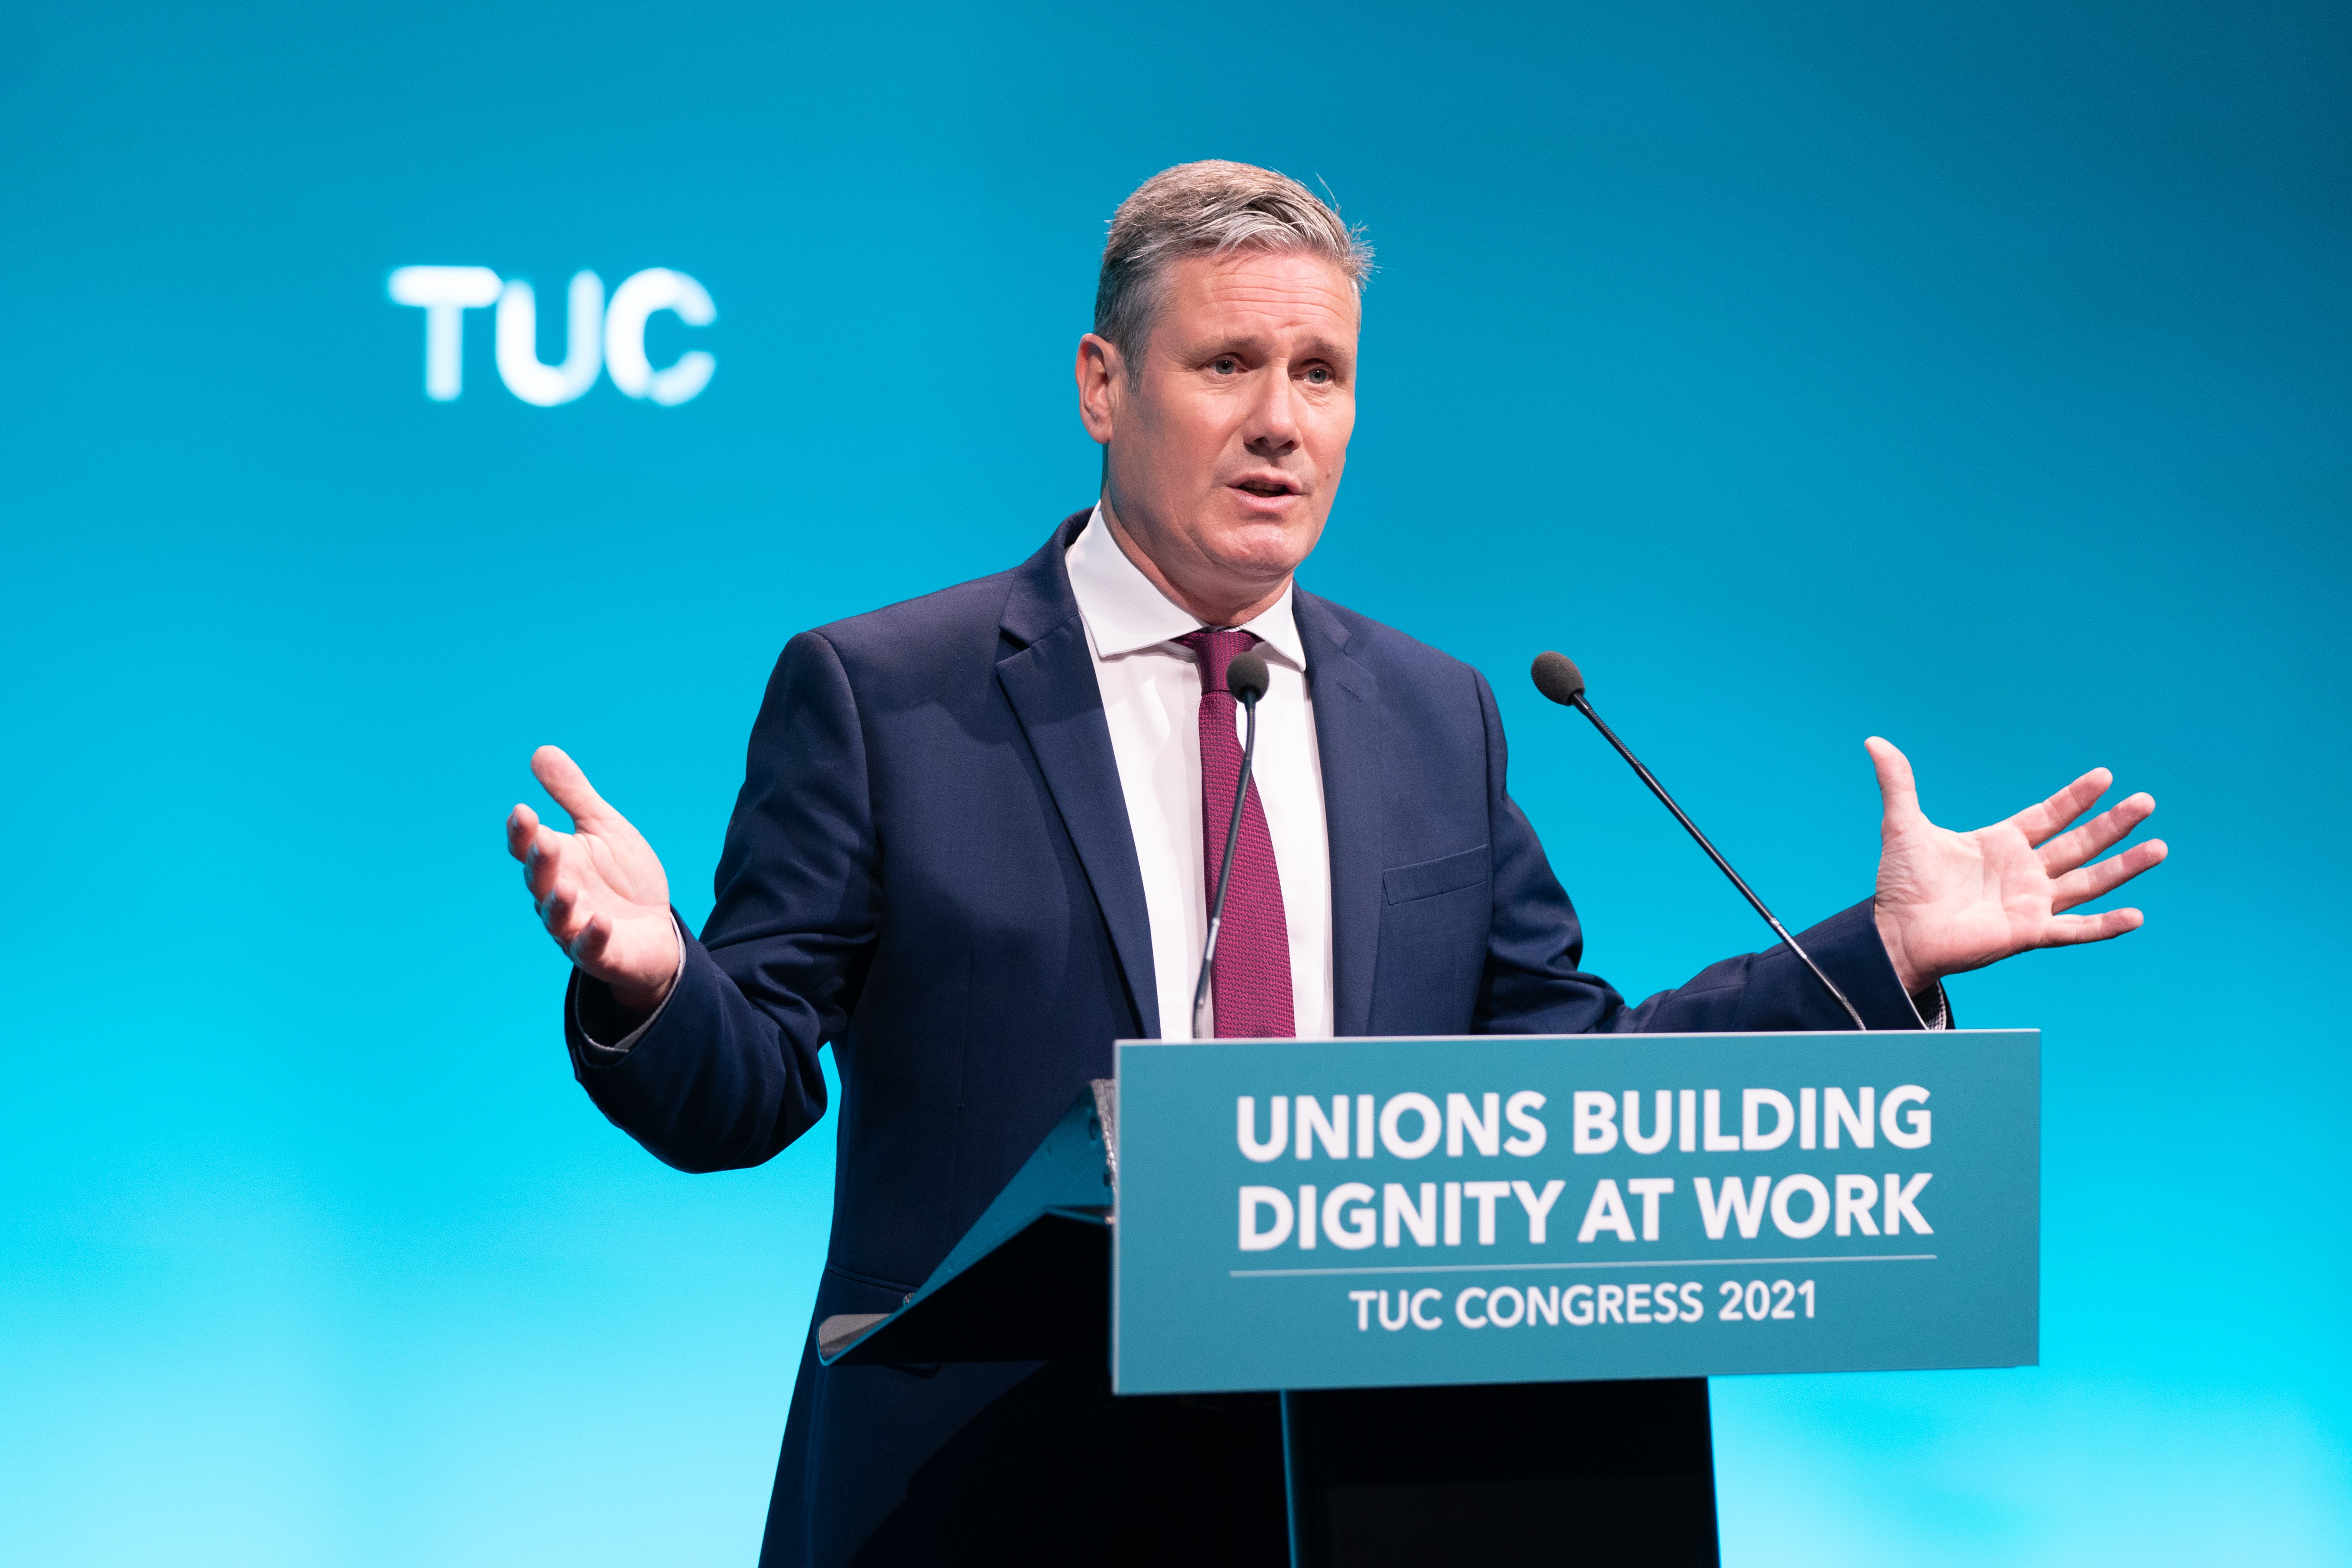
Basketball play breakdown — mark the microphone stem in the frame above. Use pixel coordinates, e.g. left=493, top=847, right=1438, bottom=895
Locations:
left=1193, top=693, right=1259, bottom=1038
left=1570, top=693, right=1869, bottom=1032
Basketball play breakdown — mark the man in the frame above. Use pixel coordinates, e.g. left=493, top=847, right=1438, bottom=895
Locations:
left=506, top=162, right=2163, bottom=1565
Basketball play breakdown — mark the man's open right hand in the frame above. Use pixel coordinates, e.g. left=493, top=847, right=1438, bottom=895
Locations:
left=506, top=745, right=680, bottom=1015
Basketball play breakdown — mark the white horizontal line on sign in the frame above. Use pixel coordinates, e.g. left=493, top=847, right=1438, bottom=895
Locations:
left=1228, top=1254, right=1937, bottom=1279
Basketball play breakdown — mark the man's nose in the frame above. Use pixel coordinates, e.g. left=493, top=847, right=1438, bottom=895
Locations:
left=1242, top=365, right=1301, bottom=456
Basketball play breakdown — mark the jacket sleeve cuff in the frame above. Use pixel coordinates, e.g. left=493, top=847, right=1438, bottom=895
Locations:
left=1792, top=899, right=1947, bottom=1031
left=567, top=911, right=689, bottom=1065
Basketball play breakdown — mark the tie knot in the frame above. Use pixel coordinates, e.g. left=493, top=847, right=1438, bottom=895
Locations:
left=1176, top=628, right=1261, bottom=698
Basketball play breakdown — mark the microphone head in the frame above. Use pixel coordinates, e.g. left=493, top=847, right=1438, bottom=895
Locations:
left=1530, top=651, right=1586, bottom=706
left=1226, top=651, right=1271, bottom=704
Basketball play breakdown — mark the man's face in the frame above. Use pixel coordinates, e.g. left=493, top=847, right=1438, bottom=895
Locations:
left=1079, top=249, right=1358, bottom=618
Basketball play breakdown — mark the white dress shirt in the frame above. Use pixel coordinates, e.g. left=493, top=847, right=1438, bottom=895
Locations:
left=1064, top=506, right=1335, bottom=1040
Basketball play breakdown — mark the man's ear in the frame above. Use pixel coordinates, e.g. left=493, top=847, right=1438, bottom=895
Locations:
left=1076, top=332, right=1122, bottom=447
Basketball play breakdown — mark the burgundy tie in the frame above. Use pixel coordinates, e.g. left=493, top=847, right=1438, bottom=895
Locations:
left=1176, top=629, right=1295, bottom=1039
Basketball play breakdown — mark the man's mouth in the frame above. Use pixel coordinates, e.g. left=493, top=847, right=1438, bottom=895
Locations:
left=1232, top=477, right=1299, bottom=498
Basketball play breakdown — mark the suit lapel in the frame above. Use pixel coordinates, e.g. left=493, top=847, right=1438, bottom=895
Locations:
left=996, top=516, right=1161, bottom=1038
left=1296, top=591, right=1382, bottom=1037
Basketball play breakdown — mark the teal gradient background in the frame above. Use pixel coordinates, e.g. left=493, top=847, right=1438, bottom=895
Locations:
left=1, top=2, right=2343, bottom=1563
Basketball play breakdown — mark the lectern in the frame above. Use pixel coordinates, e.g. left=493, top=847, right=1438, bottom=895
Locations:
left=819, top=1031, right=2039, bottom=1567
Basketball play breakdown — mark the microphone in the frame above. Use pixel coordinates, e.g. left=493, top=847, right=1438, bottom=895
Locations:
left=1530, top=652, right=1868, bottom=1031
left=1193, top=651, right=1271, bottom=1038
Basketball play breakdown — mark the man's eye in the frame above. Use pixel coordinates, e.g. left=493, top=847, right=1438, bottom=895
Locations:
left=1305, top=366, right=1331, bottom=385
left=1212, top=357, right=1238, bottom=374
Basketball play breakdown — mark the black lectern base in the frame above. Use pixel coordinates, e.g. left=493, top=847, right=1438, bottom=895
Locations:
left=825, top=1095, right=1721, bottom=1566
left=1281, top=1378, right=1720, bottom=1568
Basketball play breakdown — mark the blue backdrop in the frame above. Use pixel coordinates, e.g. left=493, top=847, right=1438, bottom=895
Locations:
left=3, top=3, right=2344, bottom=1563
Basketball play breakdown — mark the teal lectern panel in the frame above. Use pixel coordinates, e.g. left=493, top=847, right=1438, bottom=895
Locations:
left=1112, top=1030, right=2037, bottom=1396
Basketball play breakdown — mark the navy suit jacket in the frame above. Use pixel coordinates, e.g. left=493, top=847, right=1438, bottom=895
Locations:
left=565, top=512, right=1927, bottom=1565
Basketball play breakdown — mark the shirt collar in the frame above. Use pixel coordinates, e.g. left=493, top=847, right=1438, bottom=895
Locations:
left=1064, top=503, right=1308, bottom=670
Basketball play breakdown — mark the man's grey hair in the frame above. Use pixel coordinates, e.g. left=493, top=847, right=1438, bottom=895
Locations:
left=1093, top=160, right=1373, bottom=373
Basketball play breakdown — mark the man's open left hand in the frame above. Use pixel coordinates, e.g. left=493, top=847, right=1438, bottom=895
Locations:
left=1867, top=737, right=2167, bottom=998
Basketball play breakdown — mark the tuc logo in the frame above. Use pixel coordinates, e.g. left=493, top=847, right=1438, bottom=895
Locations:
left=387, top=265, right=716, bottom=406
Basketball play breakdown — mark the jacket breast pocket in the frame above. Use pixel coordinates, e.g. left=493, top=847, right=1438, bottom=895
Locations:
left=1382, top=845, right=1491, bottom=905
